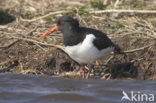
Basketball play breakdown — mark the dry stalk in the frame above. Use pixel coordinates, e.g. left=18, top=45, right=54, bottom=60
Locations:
left=0, top=25, right=8, bottom=29
left=26, top=25, right=38, bottom=35
left=9, top=36, right=65, bottom=52
left=124, top=42, right=155, bottom=53
left=90, top=10, right=156, bottom=14
left=20, top=10, right=70, bottom=22
left=0, top=40, right=19, bottom=49
left=121, top=17, right=156, bottom=39
left=92, top=15, right=105, bottom=20
left=20, top=68, right=43, bottom=74
left=113, top=0, right=120, bottom=9
left=0, top=58, right=17, bottom=65
left=34, top=42, right=46, bottom=51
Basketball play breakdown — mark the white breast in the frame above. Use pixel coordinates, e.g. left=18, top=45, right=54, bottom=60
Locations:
left=65, top=34, right=114, bottom=64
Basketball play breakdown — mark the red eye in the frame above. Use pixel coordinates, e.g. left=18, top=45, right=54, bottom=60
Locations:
left=60, top=20, right=64, bottom=24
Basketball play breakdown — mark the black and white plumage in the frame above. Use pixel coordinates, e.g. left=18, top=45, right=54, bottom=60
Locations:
left=40, top=16, right=121, bottom=79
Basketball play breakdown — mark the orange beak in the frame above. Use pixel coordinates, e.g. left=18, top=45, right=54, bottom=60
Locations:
left=39, top=26, right=59, bottom=40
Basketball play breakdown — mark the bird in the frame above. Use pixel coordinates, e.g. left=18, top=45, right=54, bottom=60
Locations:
left=39, top=16, right=122, bottom=79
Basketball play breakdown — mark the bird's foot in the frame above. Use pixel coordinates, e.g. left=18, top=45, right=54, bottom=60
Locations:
left=81, top=64, right=93, bottom=79
left=81, top=70, right=85, bottom=79
left=85, top=71, right=90, bottom=79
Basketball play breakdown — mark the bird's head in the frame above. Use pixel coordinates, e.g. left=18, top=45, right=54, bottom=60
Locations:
left=39, top=16, right=79, bottom=39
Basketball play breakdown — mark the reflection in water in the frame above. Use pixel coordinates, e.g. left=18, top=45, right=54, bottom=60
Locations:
left=0, top=73, right=155, bottom=103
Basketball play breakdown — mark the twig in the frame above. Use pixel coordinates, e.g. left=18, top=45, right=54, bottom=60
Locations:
left=103, top=0, right=108, bottom=5
left=77, top=15, right=88, bottom=27
left=0, top=25, right=8, bottom=29
left=105, top=55, right=114, bottom=64
left=92, top=15, right=105, bottom=20
left=9, top=36, right=65, bottom=52
left=0, top=40, right=19, bottom=49
left=53, top=1, right=85, bottom=6
left=63, top=1, right=84, bottom=6
left=19, top=62, right=23, bottom=72
left=0, top=58, right=17, bottom=65
left=89, top=10, right=156, bottom=14
left=18, top=24, right=29, bottom=31
left=34, top=42, right=46, bottom=51
left=114, top=0, right=120, bottom=9
left=123, top=43, right=155, bottom=53
left=20, top=68, right=43, bottom=74
left=133, top=19, right=156, bottom=38
left=142, top=20, right=156, bottom=38
left=26, top=25, right=38, bottom=36
left=94, top=43, right=155, bottom=67
left=20, top=10, right=70, bottom=22
left=0, top=60, right=11, bottom=65
left=75, top=8, right=88, bottom=27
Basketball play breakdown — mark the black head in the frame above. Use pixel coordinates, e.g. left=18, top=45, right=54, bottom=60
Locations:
left=39, top=16, right=80, bottom=40
left=57, top=16, right=79, bottom=33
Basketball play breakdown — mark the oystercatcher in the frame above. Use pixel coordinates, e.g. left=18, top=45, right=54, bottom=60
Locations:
left=39, top=16, right=122, bottom=79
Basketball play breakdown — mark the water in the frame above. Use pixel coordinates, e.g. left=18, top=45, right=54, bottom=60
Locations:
left=0, top=73, right=155, bottom=103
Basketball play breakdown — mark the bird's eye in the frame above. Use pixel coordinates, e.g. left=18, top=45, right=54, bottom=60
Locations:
left=60, top=20, right=64, bottom=24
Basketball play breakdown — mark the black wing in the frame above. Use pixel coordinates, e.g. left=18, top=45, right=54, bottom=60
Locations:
left=81, top=27, right=115, bottom=50
left=93, top=37, right=114, bottom=50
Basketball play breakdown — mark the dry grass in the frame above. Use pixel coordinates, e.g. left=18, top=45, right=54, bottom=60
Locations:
left=0, top=0, right=156, bottom=79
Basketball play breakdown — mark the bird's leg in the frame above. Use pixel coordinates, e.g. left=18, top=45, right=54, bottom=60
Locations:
left=81, top=64, right=86, bottom=79
left=85, top=64, right=94, bottom=79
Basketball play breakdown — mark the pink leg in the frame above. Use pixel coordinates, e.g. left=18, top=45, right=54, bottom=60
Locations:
left=81, top=64, right=86, bottom=79
left=85, top=65, right=94, bottom=79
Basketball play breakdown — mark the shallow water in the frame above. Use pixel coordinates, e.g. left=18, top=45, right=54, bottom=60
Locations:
left=0, top=73, right=155, bottom=103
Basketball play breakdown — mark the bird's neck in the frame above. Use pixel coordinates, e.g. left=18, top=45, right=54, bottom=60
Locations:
left=62, top=27, right=84, bottom=46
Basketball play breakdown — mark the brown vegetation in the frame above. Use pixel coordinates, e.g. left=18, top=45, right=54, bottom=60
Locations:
left=0, top=0, right=156, bottom=79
